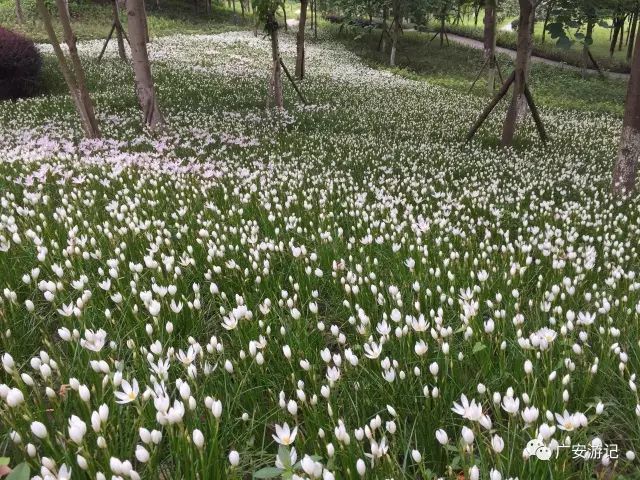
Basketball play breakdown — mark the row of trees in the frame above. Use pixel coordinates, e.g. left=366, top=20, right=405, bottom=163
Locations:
left=39, top=0, right=639, bottom=195
left=39, top=0, right=310, bottom=125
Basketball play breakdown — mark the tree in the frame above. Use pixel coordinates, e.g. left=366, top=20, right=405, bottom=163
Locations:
left=628, top=1, right=639, bottom=60
left=125, top=0, right=165, bottom=128
left=467, top=0, right=547, bottom=145
left=254, top=0, right=284, bottom=108
left=98, top=0, right=128, bottom=62
left=296, top=0, right=309, bottom=79
left=15, top=0, right=25, bottom=23
left=36, top=0, right=101, bottom=138
left=501, top=0, right=535, bottom=146
left=484, top=0, right=497, bottom=91
left=390, top=0, right=402, bottom=65
left=613, top=21, right=640, bottom=195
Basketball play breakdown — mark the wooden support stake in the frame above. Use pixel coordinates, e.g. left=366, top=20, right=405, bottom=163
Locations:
left=524, top=83, right=548, bottom=143
left=466, top=71, right=515, bottom=142
left=98, top=23, right=116, bottom=62
left=279, top=57, right=308, bottom=105
left=469, top=56, right=490, bottom=92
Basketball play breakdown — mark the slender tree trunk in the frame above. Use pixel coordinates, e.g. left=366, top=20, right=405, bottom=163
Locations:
left=36, top=0, right=101, bottom=138
left=541, top=0, right=555, bottom=44
left=484, top=0, right=496, bottom=92
left=582, top=19, right=594, bottom=74
left=629, top=9, right=639, bottom=61
left=501, top=0, right=534, bottom=147
left=440, top=14, right=445, bottom=47
left=295, top=0, right=308, bottom=79
left=613, top=25, right=640, bottom=195
left=313, top=0, right=317, bottom=39
left=474, top=3, right=480, bottom=26
left=15, top=0, right=25, bottom=23
left=611, top=16, right=622, bottom=57
left=113, top=0, right=127, bottom=61
left=142, top=0, right=149, bottom=43
left=620, top=16, right=626, bottom=51
left=282, top=3, right=287, bottom=31
left=56, top=0, right=101, bottom=137
left=390, top=1, right=400, bottom=66
left=125, top=0, right=164, bottom=128
left=379, top=5, right=389, bottom=53
left=267, top=13, right=284, bottom=109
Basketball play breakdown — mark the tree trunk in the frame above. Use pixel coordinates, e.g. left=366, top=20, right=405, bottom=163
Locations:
left=389, top=0, right=400, bottom=66
left=268, top=13, right=284, bottom=109
left=541, top=0, right=555, bottom=44
left=440, top=14, right=445, bottom=47
left=629, top=10, right=639, bottom=61
left=474, top=3, right=480, bottom=26
left=125, top=0, right=164, bottom=128
left=611, top=17, right=622, bottom=57
left=36, top=0, right=101, bottom=138
left=295, top=0, right=308, bottom=79
left=113, top=0, right=127, bottom=61
left=620, top=16, right=626, bottom=51
left=582, top=19, right=594, bottom=73
left=379, top=5, right=389, bottom=53
left=484, top=0, right=497, bottom=92
left=282, top=2, right=287, bottom=31
left=501, top=0, right=534, bottom=147
left=142, top=0, right=150, bottom=43
left=15, top=0, right=24, bottom=23
left=313, top=0, right=317, bottom=39
left=613, top=25, right=640, bottom=195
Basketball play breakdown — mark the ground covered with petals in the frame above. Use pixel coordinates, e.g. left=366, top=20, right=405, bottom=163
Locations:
left=0, top=31, right=639, bottom=480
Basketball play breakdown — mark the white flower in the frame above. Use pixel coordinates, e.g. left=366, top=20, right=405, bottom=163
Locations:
left=272, top=422, right=298, bottom=445
left=435, top=428, right=449, bottom=445
left=452, top=394, right=483, bottom=422
left=192, top=429, right=204, bottom=448
left=135, top=445, right=150, bottom=463
left=68, top=415, right=87, bottom=444
left=555, top=410, right=587, bottom=431
left=491, top=434, right=504, bottom=453
left=31, top=421, right=48, bottom=439
left=6, top=388, right=24, bottom=407
left=115, top=379, right=139, bottom=404
left=461, top=426, right=474, bottom=445
left=229, top=450, right=240, bottom=466
left=501, top=396, right=520, bottom=415
left=411, top=449, right=422, bottom=462
left=80, top=329, right=107, bottom=352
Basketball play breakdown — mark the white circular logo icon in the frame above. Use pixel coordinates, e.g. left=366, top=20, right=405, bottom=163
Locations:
left=526, top=439, right=552, bottom=461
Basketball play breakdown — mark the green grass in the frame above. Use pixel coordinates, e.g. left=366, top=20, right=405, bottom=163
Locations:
left=446, top=13, right=632, bottom=73
left=0, top=0, right=261, bottom=42
left=0, top=9, right=639, bottom=480
left=333, top=25, right=627, bottom=116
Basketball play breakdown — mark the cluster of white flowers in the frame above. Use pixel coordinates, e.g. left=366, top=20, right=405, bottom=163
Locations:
left=0, top=30, right=638, bottom=480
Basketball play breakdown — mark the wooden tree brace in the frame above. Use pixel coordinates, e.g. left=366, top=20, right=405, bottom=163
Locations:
left=279, top=57, right=308, bottom=105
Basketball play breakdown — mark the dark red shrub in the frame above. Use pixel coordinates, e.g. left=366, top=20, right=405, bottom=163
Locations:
left=0, top=28, right=43, bottom=100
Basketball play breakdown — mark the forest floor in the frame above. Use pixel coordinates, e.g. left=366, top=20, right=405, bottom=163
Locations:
left=1, top=29, right=640, bottom=480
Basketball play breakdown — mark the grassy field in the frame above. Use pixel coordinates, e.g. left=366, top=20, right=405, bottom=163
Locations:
left=0, top=0, right=256, bottom=41
left=334, top=25, right=627, bottom=116
left=1, top=4, right=640, bottom=480
left=448, top=11, right=632, bottom=73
